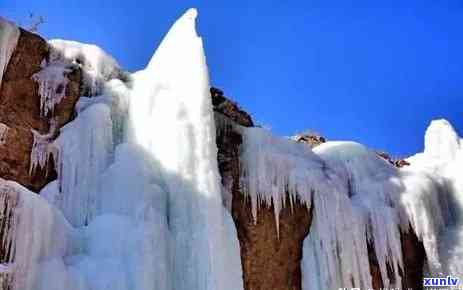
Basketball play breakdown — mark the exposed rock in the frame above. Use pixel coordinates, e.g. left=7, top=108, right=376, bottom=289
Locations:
left=214, top=87, right=312, bottom=290
left=0, top=28, right=81, bottom=192
left=401, top=228, right=426, bottom=290
left=395, top=159, right=411, bottom=168
left=211, top=86, right=253, bottom=127
left=368, top=242, right=385, bottom=290
left=293, top=133, right=326, bottom=148
left=376, top=151, right=410, bottom=168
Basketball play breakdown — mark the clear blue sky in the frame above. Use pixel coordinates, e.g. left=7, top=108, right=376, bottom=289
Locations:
left=2, top=0, right=462, bottom=156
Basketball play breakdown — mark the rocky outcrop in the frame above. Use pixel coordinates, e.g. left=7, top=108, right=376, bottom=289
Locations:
left=293, top=133, right=326, bottom=148
left=213, top=87, right=426, bottom=290
left=376, top=151, right=411, bottom=168
left=0, top=28, right=81, bottom=192
left=401, top=228, right=426, bottom=290
left=214, top=88, right=312, bottom=290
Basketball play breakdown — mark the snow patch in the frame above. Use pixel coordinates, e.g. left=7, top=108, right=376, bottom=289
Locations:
left=48, top=40, right=121, bottom=96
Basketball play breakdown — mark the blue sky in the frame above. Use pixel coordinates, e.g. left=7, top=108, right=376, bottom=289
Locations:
left=2, top=0, right=462, bottom=156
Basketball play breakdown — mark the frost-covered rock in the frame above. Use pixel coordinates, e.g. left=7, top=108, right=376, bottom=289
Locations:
left=0, top=27, right=81, bottom=191
left=48, top=40, right=122, bottom=96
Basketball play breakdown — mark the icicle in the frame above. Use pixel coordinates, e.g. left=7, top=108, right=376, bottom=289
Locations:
left=48, top=39, right=121, bottom=96
left=239, top=127, right=319, bottom=225
left=0, top=17, right=20, bottom=86
left=0, top=123, right=9, bottom=146
left=32, top=60, right=71, bottom=116
left=29, top=128, right=56, bottom=175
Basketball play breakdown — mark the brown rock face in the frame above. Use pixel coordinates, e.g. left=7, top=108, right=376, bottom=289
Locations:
left=0, top=28, right=81, bottom=192
left=214, top=87, right=312, bottom=290
left=401, top=228, right=426, bottom=290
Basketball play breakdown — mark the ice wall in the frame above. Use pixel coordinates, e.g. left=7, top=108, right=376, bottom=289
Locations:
left=128, top=8, right=243, bottom=290
left=238, top=126, right=407, bottom=289
left=0, top=17, right=20, bottom=86
left=238, top=123, right=462, bottom=289
left=406, top=119, right=463, bottom=277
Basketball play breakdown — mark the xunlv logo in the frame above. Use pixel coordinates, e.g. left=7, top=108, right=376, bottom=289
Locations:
left=423, top=276, right=460, bottom=287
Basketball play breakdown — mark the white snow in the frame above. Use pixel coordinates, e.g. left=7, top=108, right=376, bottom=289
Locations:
left=0, top=17, right=20, bottom=86
left=48, top=39, right=121, bottom=96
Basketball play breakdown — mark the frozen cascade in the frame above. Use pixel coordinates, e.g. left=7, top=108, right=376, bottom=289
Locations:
left=1, top=8, right=242, bottom=290
left=239, top=124, right=463, bottom=289
left=239, top=126, right=407, bottom=289
left=128, top=8, right=243, bottom=290
left=406, top=119, right=463, bottom=277
left=1, top=8, right=461, bottom=290
left=0, top=17, right=20, bottom=86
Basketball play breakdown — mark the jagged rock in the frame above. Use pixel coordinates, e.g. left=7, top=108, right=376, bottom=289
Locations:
left=395, top=159, right=411, bottom=168
left=0, top=28, right=81, bottom=192
left=293, top=133, right=326, bottom=148
left=376, top=151, right=411, bottom=168
left=211, top=87, right=253, bottom=127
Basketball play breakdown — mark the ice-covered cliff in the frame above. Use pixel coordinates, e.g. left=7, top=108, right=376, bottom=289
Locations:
left=0, top=9, right=462, bottom=290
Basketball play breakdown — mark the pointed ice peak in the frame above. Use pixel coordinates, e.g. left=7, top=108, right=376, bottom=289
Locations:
left=184, top=8, right=198, bottom=20
left=146, top=8, right=203, bottom=72
left=424, top=119, right=460, bottom=160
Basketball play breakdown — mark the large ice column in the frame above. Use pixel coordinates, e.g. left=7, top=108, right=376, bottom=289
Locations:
left=424, top=119, right=461, bottom=161
left=406, top=119, right=463, bottom=277
left=0, top=17, right=20, bottom=86
left=128, top=8, right=243, bottom=290
left=53, top=103, right=113, bottom=226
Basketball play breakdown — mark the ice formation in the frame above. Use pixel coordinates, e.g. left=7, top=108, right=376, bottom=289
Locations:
left=0, top=7, right=462, bottom=290
left=239, top=121, right=463, bottom=289
left=0, top=123, right=8, bottom=145
left=406, top=120, right=463, bottom=277
left=0, top=17, right=20, bottom=86
left=239, top=127, right=406, bottom=289
left=48, top=39, right=121, bottom=96
left=32, top=60, right=71, bottom=116
left=1, top=8, right=243, bottom=290
left=128, top=8, right=242, bottom=290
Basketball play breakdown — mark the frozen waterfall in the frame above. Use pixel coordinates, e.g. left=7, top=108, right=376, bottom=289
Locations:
left=0, top=9, right=243, bottom=290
